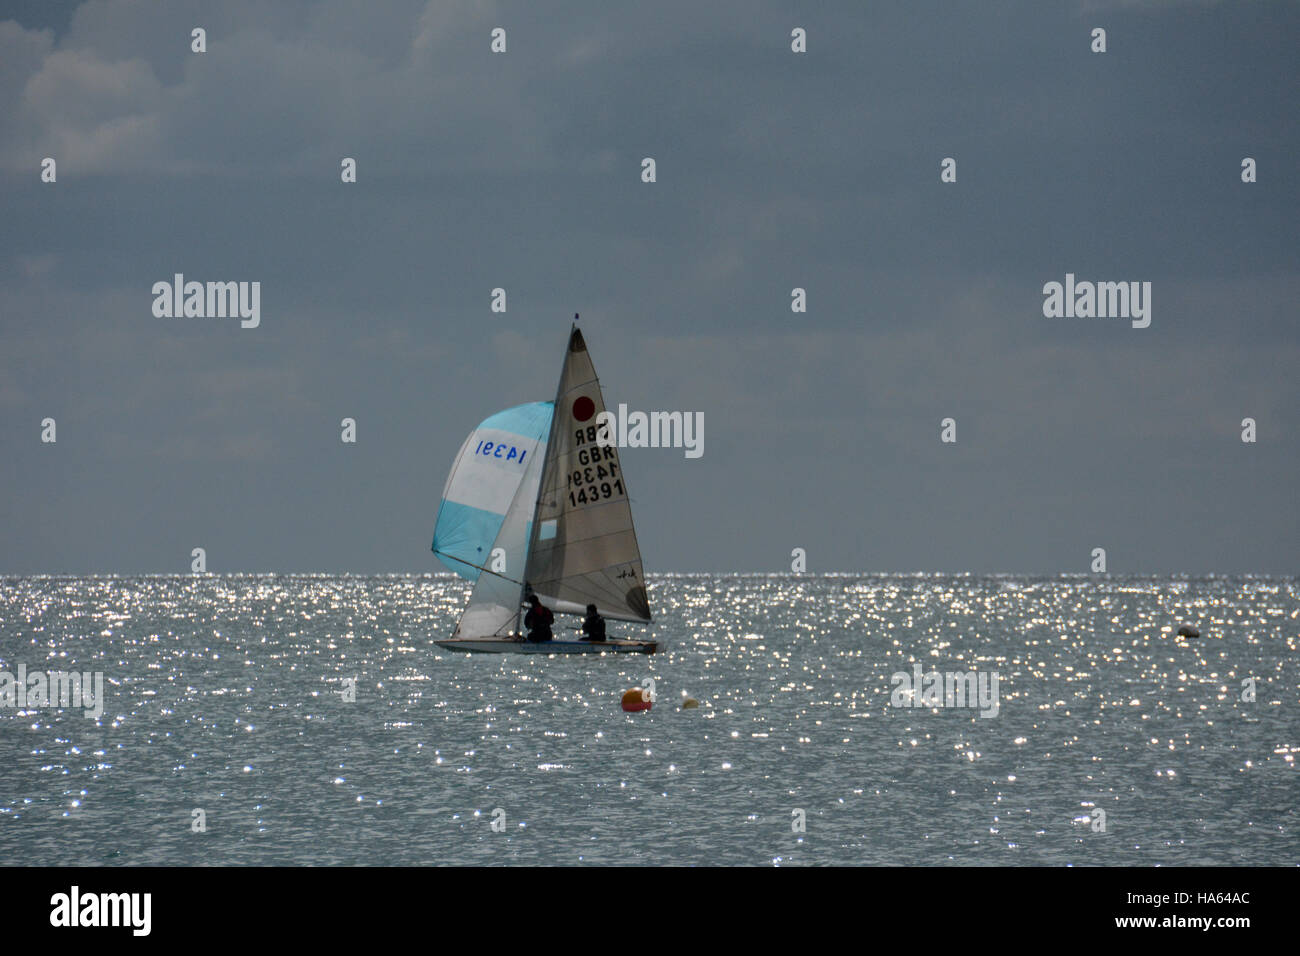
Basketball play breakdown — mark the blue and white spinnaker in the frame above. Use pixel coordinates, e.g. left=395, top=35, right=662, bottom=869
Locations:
left=430, top=401, right=553, bottom=580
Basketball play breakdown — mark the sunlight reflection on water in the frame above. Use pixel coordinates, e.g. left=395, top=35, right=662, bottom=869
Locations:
left=1, top=574, right=1296, bottom=865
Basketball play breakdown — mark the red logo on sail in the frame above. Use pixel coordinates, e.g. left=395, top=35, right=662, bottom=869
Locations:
left=573, top=396, right=595, bottom=422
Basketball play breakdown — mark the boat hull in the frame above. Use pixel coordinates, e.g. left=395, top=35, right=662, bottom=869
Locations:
left=436, top=635, right=656, bottom=655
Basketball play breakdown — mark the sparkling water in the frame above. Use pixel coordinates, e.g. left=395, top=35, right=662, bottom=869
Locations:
left=1, top=574, right=1295, bottom=865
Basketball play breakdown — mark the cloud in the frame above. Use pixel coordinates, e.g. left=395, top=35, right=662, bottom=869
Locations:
left=0, top=0, right=1295, bottom=573
left=0, top=0, right=556, bottom=175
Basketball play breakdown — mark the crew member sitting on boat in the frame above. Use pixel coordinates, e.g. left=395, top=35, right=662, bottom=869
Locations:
left=581, top=604, right=606, bottom=642
left=524, top=594, right=554, bottom=642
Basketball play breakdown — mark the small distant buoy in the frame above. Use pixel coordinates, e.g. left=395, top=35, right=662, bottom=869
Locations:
left=1177, top=625, right=1201, bottom=638
left=622, top=688, right=651, bottom=712
left=681, top=697, right=699, bottom=710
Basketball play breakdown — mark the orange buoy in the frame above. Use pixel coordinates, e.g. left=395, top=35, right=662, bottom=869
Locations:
left=622, top=688, right=652, bottom=712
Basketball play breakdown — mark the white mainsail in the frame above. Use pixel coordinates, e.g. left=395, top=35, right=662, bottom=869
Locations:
left=523, top=326, right=652, bottom=623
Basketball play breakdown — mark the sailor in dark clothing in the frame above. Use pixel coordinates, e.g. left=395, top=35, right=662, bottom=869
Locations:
left=523, top=594, right=554, bottom=642
left=581, top=604, right=606, bottom=642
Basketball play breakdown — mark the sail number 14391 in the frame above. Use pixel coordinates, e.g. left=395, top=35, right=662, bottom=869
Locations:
left=567, top=448, right=624, bottom=507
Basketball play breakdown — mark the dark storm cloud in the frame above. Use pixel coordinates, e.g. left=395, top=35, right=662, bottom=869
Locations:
left=1, top=1, right=1296, bottom=574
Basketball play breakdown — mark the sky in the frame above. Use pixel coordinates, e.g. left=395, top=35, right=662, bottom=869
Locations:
left=0, top=0, right=1296, bottom=575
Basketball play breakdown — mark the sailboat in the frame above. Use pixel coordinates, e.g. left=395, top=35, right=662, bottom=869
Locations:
left=430, top=320, right=656, bottom=654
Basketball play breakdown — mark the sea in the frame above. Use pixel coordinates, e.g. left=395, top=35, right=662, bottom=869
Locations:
left=0, top=574, right=1295, bottom=866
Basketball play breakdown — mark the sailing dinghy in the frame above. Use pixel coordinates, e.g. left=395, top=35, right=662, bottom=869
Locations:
left=431, top=321, right=656, bottom=654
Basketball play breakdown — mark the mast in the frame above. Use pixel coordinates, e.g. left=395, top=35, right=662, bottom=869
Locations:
left=515, top=315, right=577, bottom=635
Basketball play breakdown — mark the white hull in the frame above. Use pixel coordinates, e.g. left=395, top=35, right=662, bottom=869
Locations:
left=436, top=635, right=657, bottom=655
